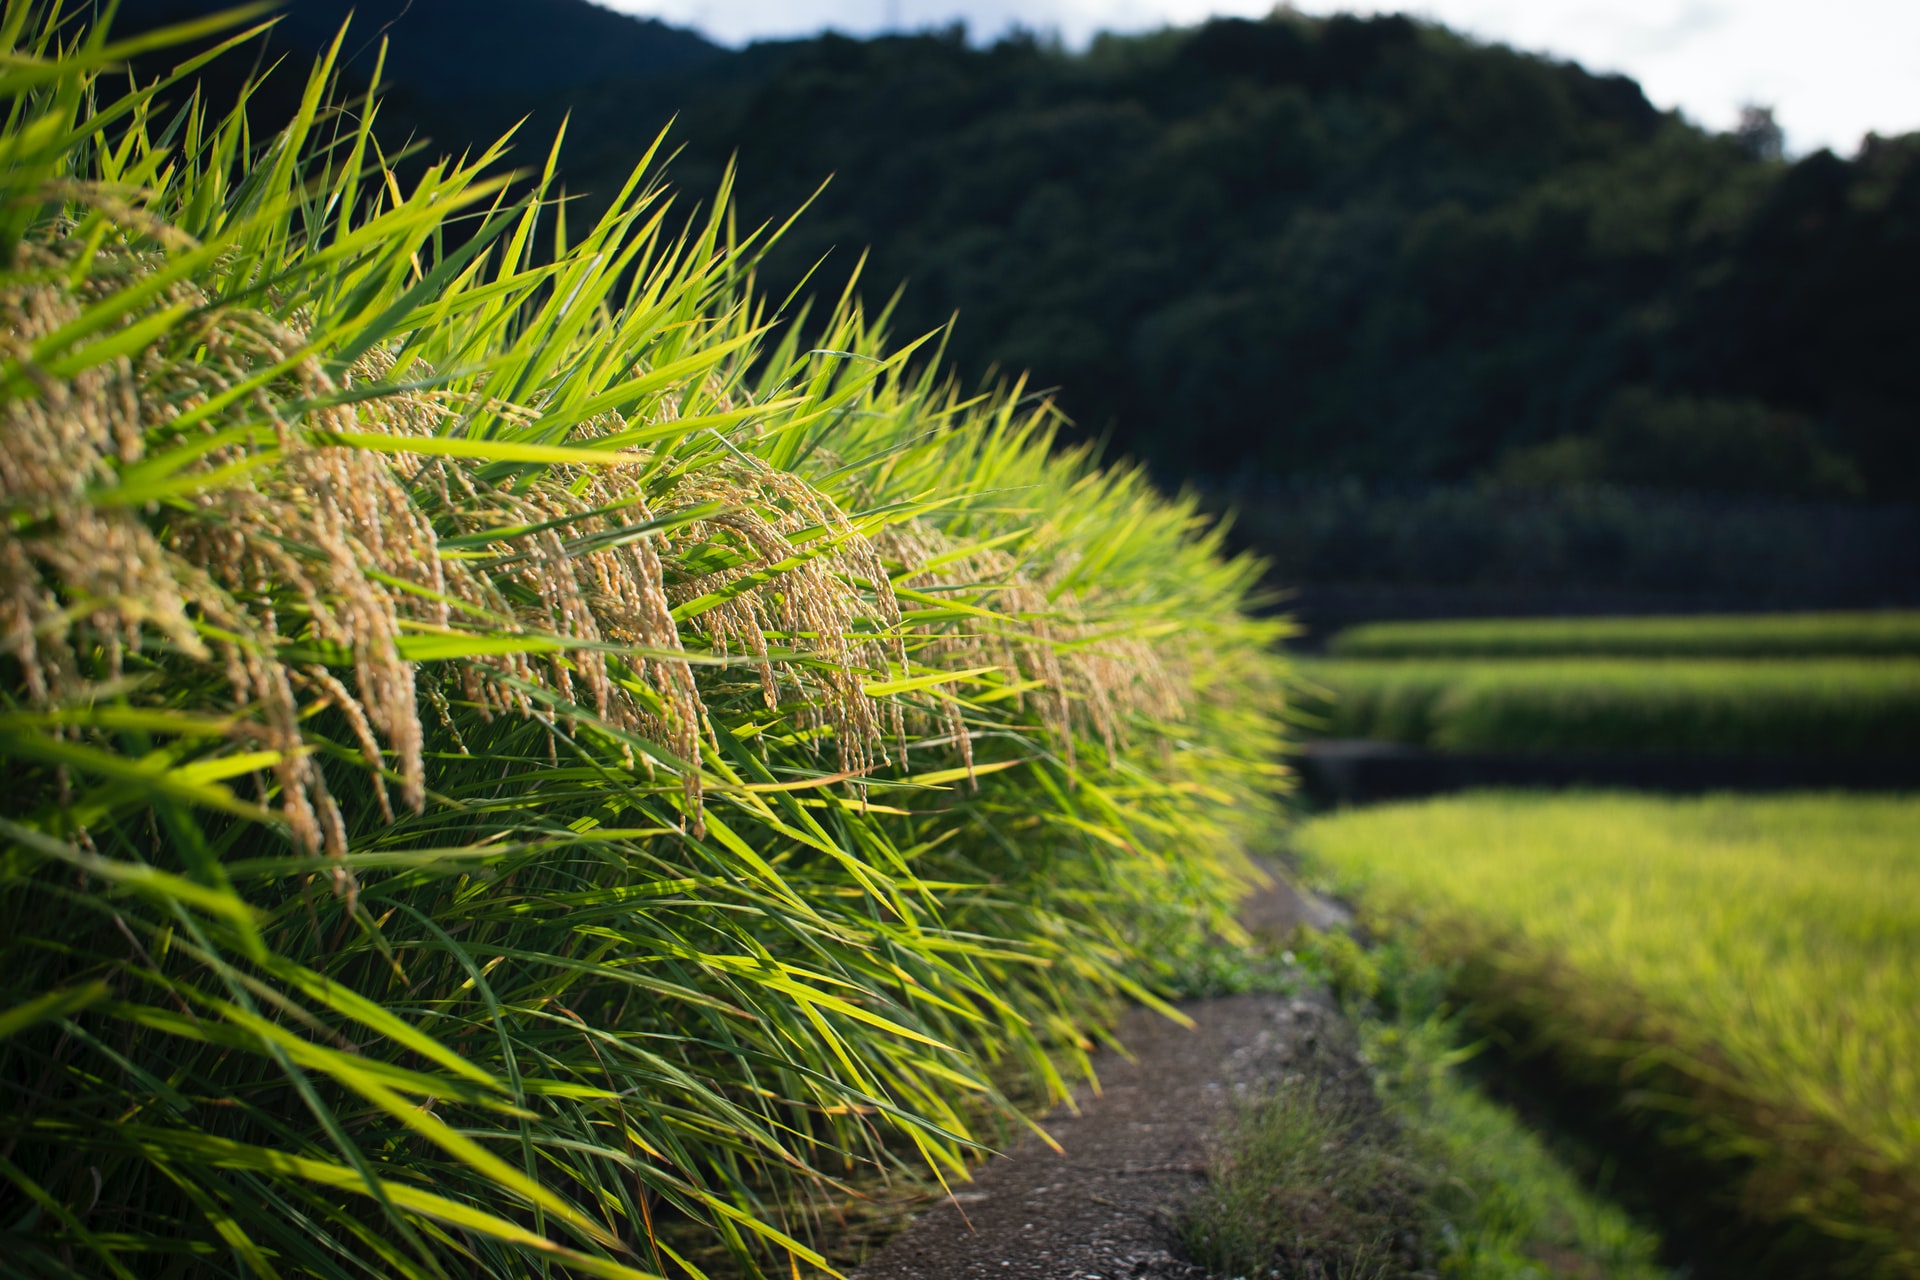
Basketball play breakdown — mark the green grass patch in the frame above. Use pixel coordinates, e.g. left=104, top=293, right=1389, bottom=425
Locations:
left=1329, top=612, right=1920, bottom=659
left=1294, top=792, right=1920, bottom=1275
left=1298, top=657, right=1920, bottom=754
left=1371, top=1018, right=1670, bottom=1280
left=1184, top=932, right=1668, bottom=1280
left=1185, top=1070, right=1428, bottom=1280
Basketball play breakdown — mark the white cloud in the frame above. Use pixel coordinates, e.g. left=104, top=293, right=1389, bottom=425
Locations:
left=1383, top=0, right=1920, bottom=153
left=601, top=0, right=1920, bottom=154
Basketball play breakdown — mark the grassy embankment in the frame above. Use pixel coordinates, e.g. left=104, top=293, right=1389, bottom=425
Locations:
left=1297, top=657, right=1920, bottom=753
left=1183, top=935, right=1669, bottom=1280
left=0, top=8, right=1290, bottom=1277
left=1329, top=612, right=1920, bottom=659
left=1295, top=792, right=1920, bottom=1275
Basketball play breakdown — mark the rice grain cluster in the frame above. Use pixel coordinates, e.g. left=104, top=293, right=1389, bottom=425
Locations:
left=0, top=8, right=1291, bottom=1278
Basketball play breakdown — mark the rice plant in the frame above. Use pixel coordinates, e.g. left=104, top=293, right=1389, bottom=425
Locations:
left=0, top=5, right=1292, bottom=1276
left=1297, top=657, right=1920, bottom=753
left=1329, top=612, right=1920, bottom=659
left=1296, top=791, right=1920, bottom=1275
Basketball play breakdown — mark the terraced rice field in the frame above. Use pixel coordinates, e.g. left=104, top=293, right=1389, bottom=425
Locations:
left=1295, top=791, right=1920, bottom=1274
left=1330, top=611, right=1920, bottom=659
left=1296, top=657, right=1920, bottom=754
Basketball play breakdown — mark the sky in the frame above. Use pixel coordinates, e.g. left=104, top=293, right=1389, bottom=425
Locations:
left=599, top=0, right=1920, bottom=157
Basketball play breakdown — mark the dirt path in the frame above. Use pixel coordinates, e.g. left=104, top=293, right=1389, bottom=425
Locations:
left=853, top=875, right=1345, bottom=1280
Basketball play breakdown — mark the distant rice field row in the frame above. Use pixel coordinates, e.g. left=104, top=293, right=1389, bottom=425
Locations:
left=1330, top=611, right=1920, bottom=659
left=1295, top=792, right=1920, bottom=1275
left=1297, top=657, right=1920, bottom=754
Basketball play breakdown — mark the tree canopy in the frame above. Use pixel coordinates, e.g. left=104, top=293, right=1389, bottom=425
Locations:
left=121, top=1, right=1920, bottom=504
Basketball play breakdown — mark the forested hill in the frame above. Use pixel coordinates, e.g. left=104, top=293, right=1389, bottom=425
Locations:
left=120, top=2, right=1920, bottom=507
left=133, top=0, right=725, bottom=99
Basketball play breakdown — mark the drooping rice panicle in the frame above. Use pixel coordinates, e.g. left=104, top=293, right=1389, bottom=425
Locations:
left=0, top=6, right=1292, bottom=1277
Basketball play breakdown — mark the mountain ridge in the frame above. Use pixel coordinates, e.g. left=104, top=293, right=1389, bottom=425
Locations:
left=109, top=2, right=1920, bottom=511
left=115, top=0, right=722, bottom=99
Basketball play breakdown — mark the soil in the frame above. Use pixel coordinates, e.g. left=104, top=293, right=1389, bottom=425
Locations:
left=852, top=875, right=1349, bottom=1280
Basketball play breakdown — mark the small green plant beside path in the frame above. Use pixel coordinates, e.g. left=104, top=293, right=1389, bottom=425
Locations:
left=1183, top=932, right=1668, bottom=1280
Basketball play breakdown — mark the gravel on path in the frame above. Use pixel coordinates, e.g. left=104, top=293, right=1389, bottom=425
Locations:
left=853, top=875, right=1346, bottom=1280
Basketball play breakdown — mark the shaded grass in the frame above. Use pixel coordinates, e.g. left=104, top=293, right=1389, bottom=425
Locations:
left=1294, top=792, right=1920, bottom=1276
left=1185, top=1072, right=1429, bottom=1280
left=1327, top=939, right=1669, bottom=1280
left=1329, top=612, right=1920, bottom=660
left=1181, top=930, right=1668, bottom=1280
left=1297, top=658, right=1920, bottom=754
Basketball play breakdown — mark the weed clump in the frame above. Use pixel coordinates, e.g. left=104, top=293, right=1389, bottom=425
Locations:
left=1184, top=1066, right=1433, bottom=1280
left=1178, top=921, right=1670, bottom=1280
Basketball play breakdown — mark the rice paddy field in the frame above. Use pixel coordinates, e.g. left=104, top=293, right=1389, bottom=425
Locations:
left=1329, top=611, right=1920, bottom=659
left=1297, top=657, right=1920, bottom=754
left=1294, top=791, right=1920, bottom=1274
left=0, top=8, right=1292, bottom=1277
left=9, top=7, right=1912, bottom=1280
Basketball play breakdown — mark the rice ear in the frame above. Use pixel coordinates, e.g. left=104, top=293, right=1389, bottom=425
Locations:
left=0, top=10, right=1292, bottom=1275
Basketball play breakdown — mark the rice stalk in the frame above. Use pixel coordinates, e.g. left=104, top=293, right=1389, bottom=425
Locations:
left=0, top=6, right=1293, bottom=1277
